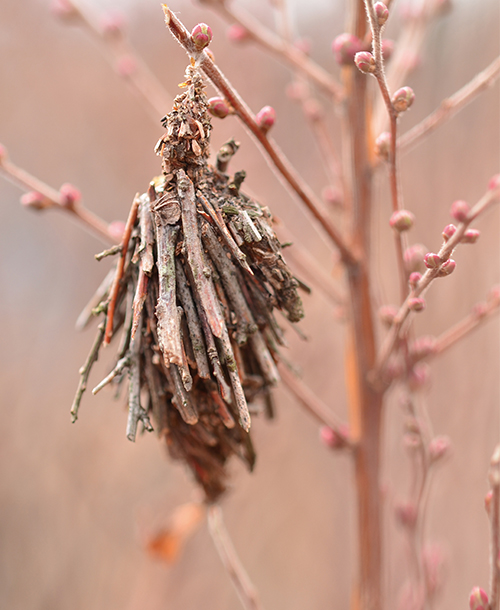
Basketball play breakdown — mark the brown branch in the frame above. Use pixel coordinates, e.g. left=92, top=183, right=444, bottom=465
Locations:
left=162, top=6, right=357, bottom=266
left=489, top=445, right=500, bottom=610
left=399, top=55, right=500, bottom=153
left=207, top=504, right=265, bottom=610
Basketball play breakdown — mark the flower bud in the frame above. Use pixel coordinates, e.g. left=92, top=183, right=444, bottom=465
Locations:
left=0, top=143, right=7, bottom=165
left=442, top=223, right=456, bottom=241
left=100, top=11, right=125, bottom=37
left=424, top=252, right=442, bottom=269
left=355, top=51, right=376, bottom=74
left=422, top=544, right=445, bottom=598
left=20, top=191, right=50, bottom=210
left=488, top=285, right=500, bottom=304
left=382, top=39, right=394, bottom=61
left=404, top=243, right=427, bottom=273
left=428, top=435, right=451, bottom=462
left=485, top=490, right=493, bottom=514
left=379, top=305, right=397, bottom=326
left=322, top=186, right=343, bottom=208
left=50, top=0, right=78, bottom=20
left=410, top=335, right=437, bottom=360
left=320, top=424, right=350, bottom=449
left=191, top=23, right=212, bottom=50
left=108, top=220, right=126, bottom=241
left=374, top=2, right=389, bottom=26
left=255, top=105, right=276, bottom=134
left=450, top=199, right=470, bottom=222
left=488, top=173, right=500, bottom=195
left=303, top=99, right=322, bottom=121
left=375, top=131, right=391, bottom=160
left=408, top=362, right=430, bottom=390
left=472, top=302, right=488, bottom=319
left=395, top=502, right=417, bottom=528
left=390, top=209, right=414, bottom=232
left=332, top=33, right=363, bottom=65
left=408, top=297, right=426, bottom=312
left=226, top=24, right=250, bottom=43
left=392, top=86, right=415, bottom=112
left=117, top=56, right=137, bottom=77
left=59, top=183, right=81, bottom=207
left=208, top=97, right=230, bottom=119
left=469, top=587, right=489, bottom=610
left=409, top=272, right=421, bottom=288
left=437, top=258, right=456, bottom=277
left=462, top=229, right=480, bottom=244
left=294, top=38, right=311, bottom=55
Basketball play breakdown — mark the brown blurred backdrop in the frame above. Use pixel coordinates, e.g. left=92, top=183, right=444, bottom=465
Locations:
left=0, top=0, right=498, bottom=608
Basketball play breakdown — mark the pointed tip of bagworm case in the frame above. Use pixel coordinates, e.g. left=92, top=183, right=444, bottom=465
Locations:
left=161, top=4, right=170, bottom=24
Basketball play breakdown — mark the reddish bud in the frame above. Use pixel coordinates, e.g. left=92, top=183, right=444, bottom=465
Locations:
left=303, top=99, right=323, bottom=121
left=226, top=24, right=250, bottom=43
left=100, top=12, right=125, bottom=37
left=379, top=305, right=397, bottom=326
left=488, top=285, right=500, bottom=304
left=50, top=0, right=78, bottom=20
left=390, top=209, right=415, bottom=232
left=322, top=186, right=343, bottom=208
left=462, top=229, right=480, bottom=244
left=20, top=191, right=50, bottom=210
left=442, top=223, right=456, bottom=241
left=408, top=272, right=421, bottom=288
left=485, top=490, right=493, bottom=514
left=255, top=105, right=276, bottom=134
left=472, top=302, right=488, bottom=319
left=410, top=335, right=437, bottom=360
left=375, top=132, right=391, bottom=160
left=191, top=23, right=212, bottom=50
left=469, top=587, right=489, bottom=610
left=392, top=86, right=415, bottom=112
left=404, top=243, right=427, bottom=273
left=422, top=543, right=445, bottom=598
left=332, top=33, right=363, bottom=65
left=59, top=183, right=81, bottom=207
left=488, top=173, right=500, bottom=194
left=0, top=143, right=7, bottom=164
left=437, top=258, right=456, bottom=277
left=408, top=297, right=426, bottom=312
left=208, top=97, right=230, bottom=119
left=294, top=38, right=311, bottom=55
left=408, top=362, right=430, bottom=390
left=382, top=39, right=394, bottom=61
left=108, top=220, right=126, bottom=241
left=375, top=2, right=390, bottom=26
left=450, top=199, right=470, bottom=222
left=395, top=502, right=417, bottom=528
left=428, top=435, right=451, bottom=462
left=116, top=56, right=137, bottom=77
left=424, top=252, right=442, bottom=269
left=320, top=424, right=350, bottom=449
left=355, top=51, right=376, bottom=74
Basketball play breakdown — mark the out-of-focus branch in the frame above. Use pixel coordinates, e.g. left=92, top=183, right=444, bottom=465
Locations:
left=207, top=505, right=265, bottom=610
left=0, top=147, right=115, bottom=243
left=399, top=55, right=500, bottom=153
left=488, top=445, right=500, bottom=609
left=201, top=0, right=343, bottom=101
left=162, top=6, right=357, bottom=266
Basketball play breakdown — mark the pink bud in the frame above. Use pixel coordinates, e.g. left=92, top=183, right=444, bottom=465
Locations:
left=408, top=297, right=426, bottom=312
left=374, top=2, right=390, bottom=26
left=355, top=51, right=376, bottom=74
left=437, top=259, right=456, bottom=277
left=409, top=272, right=421, bottom=288
left=442, top=223, right=456, bottom=241
left=422, top=543, right=445, bottom=597
left=108, top=220, right=126, bottom=241
left=382, top=39, right=394, bottom=61
left=294, top=38, right=311, bottom=55
left=375, top=132, right=391, bottom=160
left=226, top=23, right=250, bottom=43
left=428, top=435, right=451, bottom=461
left=191, top=23, right=212, bottom=50
left=390, top=209, right=415, bottom=232
left=322, top=186, right=343, bottom=208
left=462, top=229, right=480, bottom=244
left=472, top=302, right=488, bottom=319
left=488, top=285, right=500, bottom=304
left=392, top=86, right=415, bottom=112
left=379, top=305, right=397, bottom=326
left=208, top=97, right=230, bottom=119
left=303, top=99, right=322, bottom=121
left=410, top=335, right=437, bottom=360
left=100, top=11, right=125, bottom=37
left=469, top=587, right=489, bottom=610
left=450, top=199, right=470, bottom=222
left=408, top=362, right=430, bottom=390
left=255, top=105, right=276, bottom=134
left=488, top=173, right=500, bottom=194
left=395, top=502, right=417, bottom=528
left=320, top=425, right=350, bottom=449
left=404, top=243, right=427, bottom=273
left=485, top=490, right=493, bottom=514
left=50, top=0, right=78, bottom=19
left=116, top=55, right=137, bottom=77
left=424, top=252, right=442, bottom=269
left=59, top=183, right=81, bottom=207
left=20, top=191, right=50, bottom=210
left=0, top=143, right=7, bottom=164
left=332, top=33, right=363, bottom=65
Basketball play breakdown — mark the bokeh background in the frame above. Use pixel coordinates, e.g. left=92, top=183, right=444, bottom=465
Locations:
left=0, top=0, right=498, bottom=608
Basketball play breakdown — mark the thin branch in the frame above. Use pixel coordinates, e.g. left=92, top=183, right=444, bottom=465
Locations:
left=489, top=445, right=500, bottom=610
left=207, top=505, right=265, bottom=610
left=162, top=6, right=357, bottom=266
left=0, top=153, right=114, bottom=243
left=399, top=55, right=500, bottom=153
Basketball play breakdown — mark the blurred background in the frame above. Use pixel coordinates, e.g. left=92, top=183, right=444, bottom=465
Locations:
left=0, top=0, right=498, bottom=608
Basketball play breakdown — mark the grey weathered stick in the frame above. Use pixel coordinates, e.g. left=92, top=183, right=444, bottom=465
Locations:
left=165, top=362, right=199, bottom=425
left=136, top=192, right=155, bottom=274
left=92, top=354, right=130, bottom=395
left=71, top=323, right=105, bottom=422
left=489, top=445, right=500, bottom=609
left=175, top=259, right=211, bottom=379
left=75, top=267, right=116, bottom=331
left=177, top=169, right=224, bottom=338
left=131, top=263, right=149, bottom=340
left=154, top=221, right=183, bottom=367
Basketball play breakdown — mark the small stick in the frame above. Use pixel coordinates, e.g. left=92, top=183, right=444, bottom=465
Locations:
left=136, top=192, right=155, bottom=274
left=75, top=267, right=116, bottom=331
left=131, top=263, right=149, bottom=341
left=211, top=390, right=236, bottom=429
left=92, top=354, right=130, bottom=395
left=95, top=244, right=122, bottom=261
left=489, top=445, right=500, bottom=609
left=177, top=169, right=225, bottom=338
left=103, top=193, right=140, bottom=345
left=165, top=363, right=199, bottom=426
left=399, top=55, right=500, bottom=153
left=70, top=323, right=105, bottom=422
left=208, top=504, right=265, bottom=610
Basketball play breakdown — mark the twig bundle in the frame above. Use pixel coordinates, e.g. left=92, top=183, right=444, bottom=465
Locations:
left=72, top=64, right=304, bottom=501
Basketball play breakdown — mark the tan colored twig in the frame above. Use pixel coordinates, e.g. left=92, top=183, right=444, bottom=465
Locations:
left=489, top=445, right=500, bottom=610
left=399, top=55, right=500, bottom=153
left=207, top=505, right=265, bottom=610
